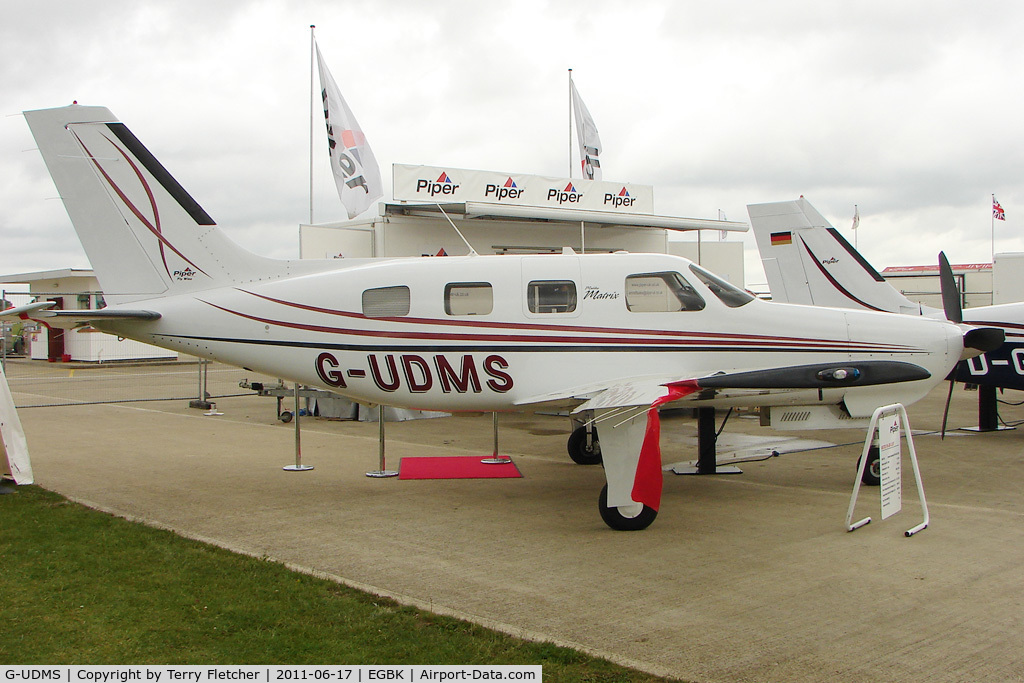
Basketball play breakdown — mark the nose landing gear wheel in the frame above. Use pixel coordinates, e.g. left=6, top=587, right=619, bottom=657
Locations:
left=858, top=446, right=881, bottom=486
left=598, top=484, right=657, bottom=531
left=567, top=426, right=602, bottom=465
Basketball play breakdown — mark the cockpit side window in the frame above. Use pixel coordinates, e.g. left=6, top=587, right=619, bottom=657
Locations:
left=625, top=272, right=705, bottom=312
left=688, top=264, right=754, bottom=307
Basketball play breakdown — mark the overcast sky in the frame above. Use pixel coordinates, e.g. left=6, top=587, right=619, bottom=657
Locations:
left=2, top=0, right=1023, bottom=290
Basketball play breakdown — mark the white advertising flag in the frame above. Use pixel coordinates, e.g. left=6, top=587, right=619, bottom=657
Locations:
left=315, top=44, right=383, bottom=219
left=0, top=361, right=32, bottom=485
left=570, top=81, right=603, bottom=181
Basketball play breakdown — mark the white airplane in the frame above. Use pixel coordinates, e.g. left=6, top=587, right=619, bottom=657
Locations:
left=749, top=197, right=1024, bottom=391
left=7, top=105, right=998, bottom=530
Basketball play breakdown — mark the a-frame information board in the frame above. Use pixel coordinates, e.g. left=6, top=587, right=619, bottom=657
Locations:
left=846, top=403, right=928, bottom=537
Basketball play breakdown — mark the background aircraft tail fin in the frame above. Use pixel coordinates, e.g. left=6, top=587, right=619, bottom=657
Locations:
left=749, top=198, right=922, bottom=314
left=24, top=104, right=282, bottom=304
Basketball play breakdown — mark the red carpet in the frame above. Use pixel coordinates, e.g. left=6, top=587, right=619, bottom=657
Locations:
left=398, top=456, right=522, bottom=480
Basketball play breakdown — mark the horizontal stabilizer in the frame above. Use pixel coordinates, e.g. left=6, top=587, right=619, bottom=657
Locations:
left=45, top=309, right=162, bottom=321
left=17, top=308, right=162, bottom=330
left=0, top=302, right=55, bottom=319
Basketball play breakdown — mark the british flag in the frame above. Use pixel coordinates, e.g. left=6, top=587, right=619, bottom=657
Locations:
left=993, top=196, right=1006, bottom=221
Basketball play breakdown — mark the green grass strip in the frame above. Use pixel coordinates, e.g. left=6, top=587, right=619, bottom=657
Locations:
left=0, top=486, right=682, bottom=682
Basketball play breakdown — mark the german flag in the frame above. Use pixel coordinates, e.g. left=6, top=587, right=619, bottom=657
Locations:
left=770, top=231, right=793, bottom=246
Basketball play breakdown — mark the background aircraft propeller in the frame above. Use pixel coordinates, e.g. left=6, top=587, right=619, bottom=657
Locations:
left=939, top=251, right=962, bottom=324
left=939, top=251, right=958, bottom=438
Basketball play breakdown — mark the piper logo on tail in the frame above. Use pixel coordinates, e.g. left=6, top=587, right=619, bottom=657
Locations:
left=416, top=171, right=461, bottom=197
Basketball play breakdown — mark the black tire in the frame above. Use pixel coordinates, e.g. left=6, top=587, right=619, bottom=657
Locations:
left=598, top=484, right=658, bottom=531
left=858, top=446, right=881, bottom=486
left=567, top=426, right=602, bottom=465
left=279, top=411, right=294, bottom=423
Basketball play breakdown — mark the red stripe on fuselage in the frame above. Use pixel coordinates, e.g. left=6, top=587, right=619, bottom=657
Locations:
left=235, top=290, right=915, bottom=352
left=200, top=299, right=917, bottom=353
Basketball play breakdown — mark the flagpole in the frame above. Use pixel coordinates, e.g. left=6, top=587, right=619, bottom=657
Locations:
left=568, top=68, right=573, bottom=178
left=569, top=70, right=582, bottom=250
left=309, top=25, right=316, bottom=227
left=854, top=204, right=858, bottom=250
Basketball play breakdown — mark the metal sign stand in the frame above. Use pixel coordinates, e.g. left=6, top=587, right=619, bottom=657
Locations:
left=846, top=403, right=928, bottom=537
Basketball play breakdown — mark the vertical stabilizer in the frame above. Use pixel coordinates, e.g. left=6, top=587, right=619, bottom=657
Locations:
left=749, top=198, right=922, bottom=314
left=24, top=105, right=279, bottom=304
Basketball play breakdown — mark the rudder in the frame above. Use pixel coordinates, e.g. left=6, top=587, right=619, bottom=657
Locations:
left=25, top=104, right=268, bottom=304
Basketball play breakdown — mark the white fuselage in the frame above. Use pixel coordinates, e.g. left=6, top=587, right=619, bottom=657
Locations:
left=96, top=252, right=962, bottom=416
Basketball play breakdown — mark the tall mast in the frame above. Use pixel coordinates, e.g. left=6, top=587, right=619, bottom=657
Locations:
left=309, top=25, right=316, bottom=226
left=568, top=68, right=573, bottom=178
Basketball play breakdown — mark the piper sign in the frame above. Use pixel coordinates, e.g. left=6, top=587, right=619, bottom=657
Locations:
left=393, top=164, right=654, bottom=213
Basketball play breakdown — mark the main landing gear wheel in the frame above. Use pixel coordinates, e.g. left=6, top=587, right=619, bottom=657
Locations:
left=567, top=426, right=602, bottom=465
left=598, top=484, right=658, bottom=531
left=858, top=446, right=881, bottom=486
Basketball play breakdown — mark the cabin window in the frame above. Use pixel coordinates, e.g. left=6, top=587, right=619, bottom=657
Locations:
left=362, top=285, right=411, bottom=317
left=445, top=282, right=493, bottom=316
left=625, top=272, right=705, bottom=312
left=528, top=280, right=577, bottom=313
left=689, top=264, right=754, bottom=308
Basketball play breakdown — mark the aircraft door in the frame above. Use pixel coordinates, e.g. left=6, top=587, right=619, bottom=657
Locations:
left=841, top=311, right=855, bottom=363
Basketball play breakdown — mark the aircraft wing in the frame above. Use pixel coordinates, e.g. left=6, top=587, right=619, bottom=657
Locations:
left=517, top=359, right=933, bottom=413
left=518, top=359, right=934, bottom=519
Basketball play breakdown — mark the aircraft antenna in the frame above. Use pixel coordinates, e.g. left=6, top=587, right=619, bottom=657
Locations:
left=436, top=204, right=478, bottom=256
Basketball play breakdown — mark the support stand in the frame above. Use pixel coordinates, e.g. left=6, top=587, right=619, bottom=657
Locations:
left=846, top=403, right=928, bottom=537
left=697, top=407, right=717, bottom=473
left=189, top=358, right=213, bottom=410
left=962, top=384, right=1014, bottom=432
left=366, top=404, right=398, bottom=478
left=283, top=382, right=313, bottom=472
left=669, top=407, right=743, bottom=475
left=481, top=412, right=512, bottom=464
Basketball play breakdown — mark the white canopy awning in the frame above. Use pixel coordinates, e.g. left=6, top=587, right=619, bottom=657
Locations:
left=383, top=202, right=748, bottom=233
